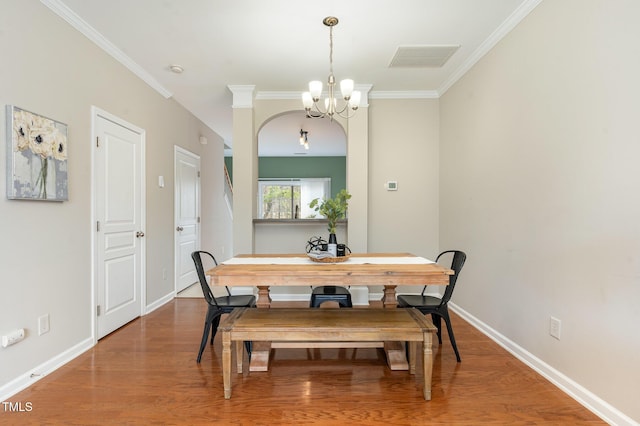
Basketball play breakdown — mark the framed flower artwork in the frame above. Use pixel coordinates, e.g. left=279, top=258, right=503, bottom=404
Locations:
left=6, top=105, right=68, bottom=201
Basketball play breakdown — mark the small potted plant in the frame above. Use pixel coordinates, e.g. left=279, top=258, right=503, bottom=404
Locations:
left=309, top=189, right=351, bottom=255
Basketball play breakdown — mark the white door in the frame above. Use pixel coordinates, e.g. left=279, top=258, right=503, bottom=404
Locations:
left=94, top=108, right=145, bottom=339
left=174, top=147, right=200, bottom=293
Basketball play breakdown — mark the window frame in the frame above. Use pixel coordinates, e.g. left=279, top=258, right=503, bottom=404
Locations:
left=257, top=178, right=331, bottom=219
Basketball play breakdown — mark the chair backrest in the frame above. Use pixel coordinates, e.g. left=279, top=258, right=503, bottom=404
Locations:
left=434, top=250, right=467, bottom=306
left=191, top=250, right=226, bottom=308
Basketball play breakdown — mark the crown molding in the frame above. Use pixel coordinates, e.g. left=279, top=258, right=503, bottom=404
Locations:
left=369, top=91, right=439, bottom=99
left=40, top=0, right=172, bottom=99
left=254, top=91, right=298, bottom=100
left=228, top=85, right=255, bottom=108
left=438, top=0, right=543, bottom=96
left=257, top=87, right=435, bottom=102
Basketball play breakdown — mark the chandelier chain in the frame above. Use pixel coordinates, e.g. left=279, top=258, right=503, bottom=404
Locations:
left=329, top=25, right=334, bottom=76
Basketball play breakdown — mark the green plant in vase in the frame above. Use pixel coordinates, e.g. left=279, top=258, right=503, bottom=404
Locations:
left=309, top=189, right=351, bottom=255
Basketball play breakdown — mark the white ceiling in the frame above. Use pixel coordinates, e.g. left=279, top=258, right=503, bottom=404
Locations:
left=45, top=0, right=540, bottom=155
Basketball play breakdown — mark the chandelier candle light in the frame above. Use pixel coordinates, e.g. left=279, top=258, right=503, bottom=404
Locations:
left=302, top=17, right=361, bottom=119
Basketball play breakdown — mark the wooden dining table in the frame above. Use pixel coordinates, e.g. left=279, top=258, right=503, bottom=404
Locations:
left=207, top=252, right=453, bottom=371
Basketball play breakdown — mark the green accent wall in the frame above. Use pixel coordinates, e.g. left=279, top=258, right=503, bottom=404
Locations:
left=224, top=156, right=346, bottom=198
left=224, top=157, right=233, bottom=182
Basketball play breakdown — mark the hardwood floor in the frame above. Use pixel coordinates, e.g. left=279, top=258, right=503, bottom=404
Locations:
left=3, top=299, right=604, bottom=425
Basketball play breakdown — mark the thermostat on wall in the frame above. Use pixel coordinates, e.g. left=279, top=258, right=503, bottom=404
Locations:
left=385, top=181, right=398, bottom=191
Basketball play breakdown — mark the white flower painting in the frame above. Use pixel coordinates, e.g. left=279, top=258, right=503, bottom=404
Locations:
left=6, top=105, right=68, bottom=201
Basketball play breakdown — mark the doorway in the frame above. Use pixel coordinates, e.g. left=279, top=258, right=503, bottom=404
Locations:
left=174, top=146, right=201, bottom=293
left=92, top=107, right=146, bottom=339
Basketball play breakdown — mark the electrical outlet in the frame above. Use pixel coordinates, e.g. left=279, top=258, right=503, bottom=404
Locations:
left=1, top=329, right=25, bottom=347
left=38, top=314, right=50, bottom=336
left=549, top=316, right=561, bottom=340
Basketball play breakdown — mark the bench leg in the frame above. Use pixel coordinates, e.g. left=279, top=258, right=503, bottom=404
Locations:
left=223, top=331, right=232, bottom=399
left=422, top=332, right=433, bottom=400
left=235, top=340, right=243, bottom=373
left=408, top=341, right=417, bottom=375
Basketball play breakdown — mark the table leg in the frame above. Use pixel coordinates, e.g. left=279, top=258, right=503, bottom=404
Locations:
left=382, top=285, right=409, bottom=369
left=252, top=286, right=273, bottom=370
left=384, top=341, right=409, bottom=370
left=382, top=285, right=398, bottom=308
left=423, top=332, right=433, bottom=401
left=248, top=341, right=271, bottom=371
left=222, top=331, right=232, bottom=399
left=256, top=286, right=271, bottom=308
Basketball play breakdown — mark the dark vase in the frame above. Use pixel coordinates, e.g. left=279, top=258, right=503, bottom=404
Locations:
left=327, top=233, right=337, bottom=256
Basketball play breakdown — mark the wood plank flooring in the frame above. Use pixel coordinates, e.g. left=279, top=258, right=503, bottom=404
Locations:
left=3, top=299, right=605, bottom=425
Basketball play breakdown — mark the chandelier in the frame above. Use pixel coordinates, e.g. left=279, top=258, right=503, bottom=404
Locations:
left=299, top=129, right=309, bottom=150
left=302, top=16, right=361, bottom=119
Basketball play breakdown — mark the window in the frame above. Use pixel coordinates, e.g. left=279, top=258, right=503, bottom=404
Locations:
left=258, top=178, right=331, bottom=219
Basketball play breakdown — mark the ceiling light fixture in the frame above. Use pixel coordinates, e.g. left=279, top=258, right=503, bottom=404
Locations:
left=169, top=64, right=184, bottom=74
left=302, top=17, right=361, bottom=120
left=299, top=129, right=310, bottom=150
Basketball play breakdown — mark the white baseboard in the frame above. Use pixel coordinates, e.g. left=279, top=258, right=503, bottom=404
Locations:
left=145, top=291, right=174, bottom=314
left=269, top=293, right=311, bottom=302
left=0, top=337, right=94, bottom=402
left=450, top=303, right=637, bottom=426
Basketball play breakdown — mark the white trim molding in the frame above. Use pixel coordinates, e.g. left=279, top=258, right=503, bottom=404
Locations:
left=369, top=90, right=439, bottom=100
left=450, top=303, right=637, bottom=426
left=228, top=85, right=255, bottom=108
left=438, top=0, right=543, bottom=95
left=40, top=0, right=172, bottom=99
left=0, top=337, right=94, bottom=402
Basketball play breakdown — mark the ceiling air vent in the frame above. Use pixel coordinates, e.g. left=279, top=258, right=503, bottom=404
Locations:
left=389, top=45, right=460, bottom=68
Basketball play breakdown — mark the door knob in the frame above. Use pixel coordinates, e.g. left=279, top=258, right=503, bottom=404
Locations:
left=176, top=226, right=184, bottom=231
left=136, top=231, right=145, bottom=238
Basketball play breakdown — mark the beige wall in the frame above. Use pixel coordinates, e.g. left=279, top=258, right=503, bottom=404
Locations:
left=368, top=98, right=440, bottom=257
left=440, top=0, right=639, bottom=422
left=367, top=98, right=441, bottom=295
left=0, top=1, right=226, bottom=389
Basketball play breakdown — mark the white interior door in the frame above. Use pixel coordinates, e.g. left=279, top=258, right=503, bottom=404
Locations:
left=174, top=147, right=200, bottom=293
left=94, top=109, right=145, bottom=339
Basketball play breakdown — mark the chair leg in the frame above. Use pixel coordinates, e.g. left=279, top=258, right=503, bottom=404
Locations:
left=440, top=309, right=461, bottom=362
left=431, top=314, right=443, bottom=344
left=210, top=314, right=222, bottom=345
left=197, top=320, right=211, bottom=363
left=197, top=308, right=221, bottom=363
left=338, top=299, right=353, bottom=308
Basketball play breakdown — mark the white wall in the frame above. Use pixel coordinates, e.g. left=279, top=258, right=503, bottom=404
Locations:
left=440, top=1, right=639, bottom=423
left=0, top=0, right=227, bottom=395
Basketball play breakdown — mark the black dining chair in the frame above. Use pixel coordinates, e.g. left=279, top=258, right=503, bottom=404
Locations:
left=191, top=250, right=256, bottom=363
left=397, top=250, right=467, bottom=362
left=309, top=285, right=353, bottom=308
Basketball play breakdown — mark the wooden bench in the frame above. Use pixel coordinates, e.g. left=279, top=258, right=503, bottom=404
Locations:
left=219, top=307, right=437, bottom=400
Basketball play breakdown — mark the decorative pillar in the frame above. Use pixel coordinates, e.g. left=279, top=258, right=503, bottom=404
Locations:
left=228, top=85, right=256, bottom=255
left=346, top=84, right=372, bottom=253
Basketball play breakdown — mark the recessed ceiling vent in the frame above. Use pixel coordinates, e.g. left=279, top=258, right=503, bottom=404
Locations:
left=389, top=45, right=460, bottom=68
